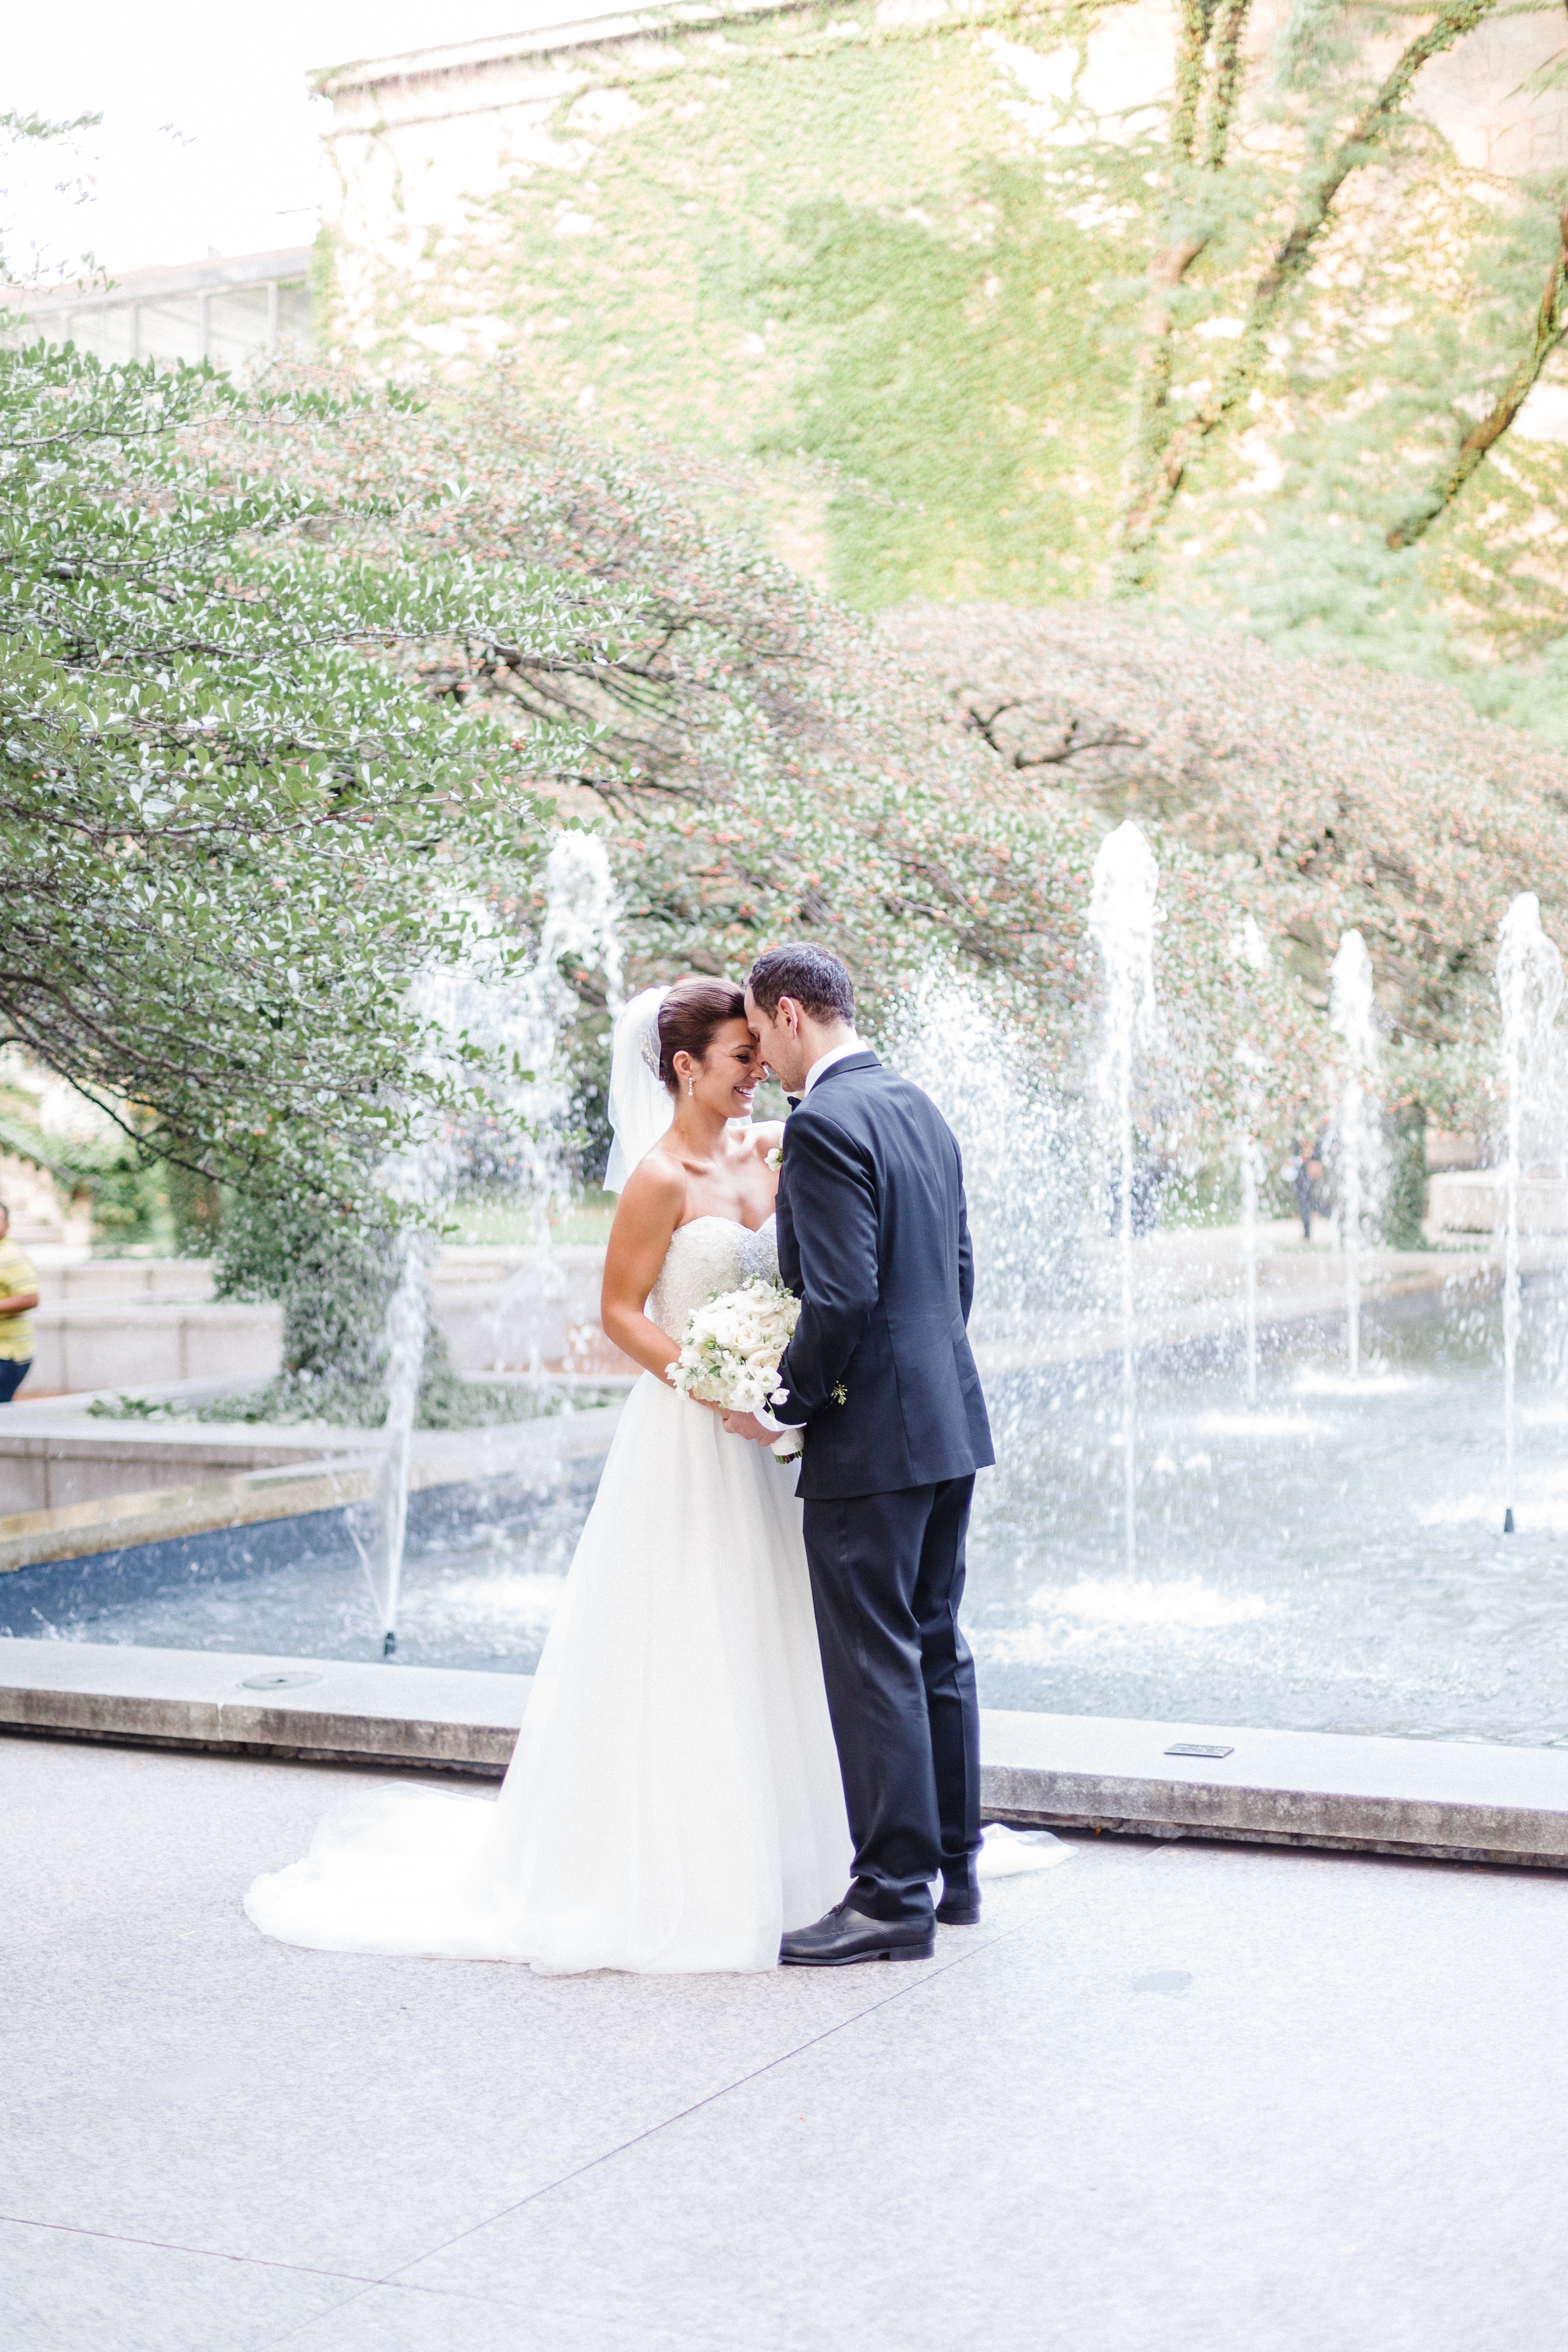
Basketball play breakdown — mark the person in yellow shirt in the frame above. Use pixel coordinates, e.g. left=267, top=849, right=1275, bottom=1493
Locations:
left=0, top=1203, right=39, bottom=1402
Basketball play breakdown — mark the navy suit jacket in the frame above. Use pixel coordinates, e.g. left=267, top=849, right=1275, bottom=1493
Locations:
left=773, top=1051, right=994, bottom=1501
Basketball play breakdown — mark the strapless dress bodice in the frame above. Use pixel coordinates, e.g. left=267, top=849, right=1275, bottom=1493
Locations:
left=648, top=1214, right=779, bottom=1340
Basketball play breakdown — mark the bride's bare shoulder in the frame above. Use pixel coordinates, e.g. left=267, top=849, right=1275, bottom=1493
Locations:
left=747, top=1120, right=786, bottom=1156
left=610, top=1147, right=686, bottom=1238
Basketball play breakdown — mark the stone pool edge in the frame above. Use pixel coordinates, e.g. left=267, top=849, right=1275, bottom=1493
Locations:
left=0, top=1403, right=625, bottom=1572
left=3, top=1639, right=1566, bottom=1870
left=0, top=1642, right=528, bottom=1776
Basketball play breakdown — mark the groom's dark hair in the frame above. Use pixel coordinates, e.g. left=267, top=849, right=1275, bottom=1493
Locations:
left=747, top=944, right=855, bottom=1023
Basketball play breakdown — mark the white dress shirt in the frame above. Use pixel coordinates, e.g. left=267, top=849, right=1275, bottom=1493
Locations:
left=800, top=1036, right=865, bottom=1097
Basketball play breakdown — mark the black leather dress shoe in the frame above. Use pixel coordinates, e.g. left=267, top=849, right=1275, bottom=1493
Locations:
left=780, top=1901, right=935, bottom=1967
left=935, top=1886, right=981, bottom=1926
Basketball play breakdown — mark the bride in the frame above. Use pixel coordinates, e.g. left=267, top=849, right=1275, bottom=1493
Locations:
left=245, top=976, right=853, bottom=1973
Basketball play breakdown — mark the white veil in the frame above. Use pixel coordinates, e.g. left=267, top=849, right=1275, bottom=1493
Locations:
left=604, top=986, right=672, bottom=1192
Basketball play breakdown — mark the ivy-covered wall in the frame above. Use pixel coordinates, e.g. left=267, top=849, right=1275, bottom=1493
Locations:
left=321, top=1, right=1135, bottom=606
left=319, top=0, right=1568, bottom=680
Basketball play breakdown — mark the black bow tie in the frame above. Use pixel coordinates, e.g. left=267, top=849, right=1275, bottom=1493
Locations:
left=786, top=1094, right=801, bottom=1110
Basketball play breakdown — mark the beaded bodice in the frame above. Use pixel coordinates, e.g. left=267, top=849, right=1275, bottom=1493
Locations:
left=647, top=1214, right=779, bottom=1340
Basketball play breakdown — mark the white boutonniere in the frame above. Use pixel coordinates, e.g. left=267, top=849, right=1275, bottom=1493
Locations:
left=766, top=1146, right=783, bottom=1172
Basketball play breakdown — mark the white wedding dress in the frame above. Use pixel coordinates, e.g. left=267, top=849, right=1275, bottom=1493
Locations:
left=245, top=1215, right=853, bottom=1974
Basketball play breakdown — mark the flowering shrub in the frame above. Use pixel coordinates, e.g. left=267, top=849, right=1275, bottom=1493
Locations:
left=887, top=601, right=1568, bottom=1136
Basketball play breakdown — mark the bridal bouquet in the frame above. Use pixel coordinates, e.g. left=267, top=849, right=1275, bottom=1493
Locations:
left=671, top=1279, right=804, bottom=1463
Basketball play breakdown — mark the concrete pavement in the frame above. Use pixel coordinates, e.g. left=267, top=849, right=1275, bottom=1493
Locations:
left=5, top=1734, right=1566, bottom=2351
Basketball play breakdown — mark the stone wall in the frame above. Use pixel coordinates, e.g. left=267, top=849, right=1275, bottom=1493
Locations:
left=11, top=1249, right=625, bottom=1401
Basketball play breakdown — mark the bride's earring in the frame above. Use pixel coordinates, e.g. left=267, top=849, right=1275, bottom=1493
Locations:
left=686, top=1077, right=694, bottom=1097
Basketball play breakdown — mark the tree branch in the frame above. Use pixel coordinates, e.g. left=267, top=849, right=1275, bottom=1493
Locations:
left=1119, top=0, right=1495, bottom=568
left=1120, top=0, right=1254, bottom=564
left=1171, top=0, right=1222, bottom=161
left=1386, top=204, right=1568, bottom=550
left=963, top=700, right=1147, bottom=768
left=1201, top=0, right=1252, bottom=172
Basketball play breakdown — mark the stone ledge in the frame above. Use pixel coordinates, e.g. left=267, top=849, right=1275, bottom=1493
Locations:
left=4, top=1641, right=1568, bottom=1866
left=978, top=1707, right=1568, bottom=1868
left=0, top=1403, right=623, bottom=1573
left=0, top=1641, right=527, bottom=1777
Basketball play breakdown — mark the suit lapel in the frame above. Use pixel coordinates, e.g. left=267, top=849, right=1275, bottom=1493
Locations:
left=776, top=1053, right=877, bottom=1292
left=775, top=1141, right=801, bottom=1289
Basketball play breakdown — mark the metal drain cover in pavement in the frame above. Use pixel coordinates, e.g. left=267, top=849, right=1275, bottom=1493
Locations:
left=238, top=1672, right=323, bottom=1691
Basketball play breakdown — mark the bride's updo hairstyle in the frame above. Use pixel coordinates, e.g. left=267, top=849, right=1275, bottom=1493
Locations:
left=656, top=977, right=747, bottom=1095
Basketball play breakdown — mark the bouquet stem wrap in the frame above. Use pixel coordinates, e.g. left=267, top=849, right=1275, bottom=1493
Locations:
left=669, top=1278, right=804, bottom=1463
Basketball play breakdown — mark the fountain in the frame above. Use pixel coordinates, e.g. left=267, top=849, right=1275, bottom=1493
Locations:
left=36, top=812, right=1568, bottom=1755
left=1327, top=931, right=1379, bottom=1381
left=369, top=1226, right=432, bottom=1657
left=1231, top=916, right=1271, bottom=1409
left=364, top=831, right=625, bottom=1658
left=1237, top=1124, right=1261, bottom=1408
left=1087, top=821, right=1160, bottom=1575
left=1496, top=893, right=1564, bottom=1535
left=471, top=832, right=625, bottom=1376
left=883, top=968, right=1082, bottom=1368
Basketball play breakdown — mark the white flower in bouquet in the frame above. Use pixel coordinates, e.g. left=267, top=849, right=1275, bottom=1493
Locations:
left=671, top=1278, right=804, bottom=1462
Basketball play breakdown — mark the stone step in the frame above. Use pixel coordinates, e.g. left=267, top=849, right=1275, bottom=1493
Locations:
left=3, top=1640, right=1565, bottom=1868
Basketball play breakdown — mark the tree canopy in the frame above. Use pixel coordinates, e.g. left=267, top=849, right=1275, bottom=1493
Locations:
left=0, top=342, right=603, bottom=1206
left=206, top=361, right=1568, bottom=1158
left=2, top=331, right=1552, bottom=1223
left=1080, top=0, right=1568, bottom=721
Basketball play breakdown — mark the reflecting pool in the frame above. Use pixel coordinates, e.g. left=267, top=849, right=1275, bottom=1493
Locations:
left=5, top=1285, right=1567, bottom=1748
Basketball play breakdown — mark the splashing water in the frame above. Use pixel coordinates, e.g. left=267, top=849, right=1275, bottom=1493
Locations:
left=1496, top=893, right=1564, bottom=1535
left=540, top=831, right=625, bottom=1014
left=366, top=832, right=624, bottom=1655
left=883, top=970, right=1082, bottom=1356
left=368, top=1226, right=432, bottom=1656
left=427, top=831, right=625, bottom=1230
left=1328, top=930, right=1379, bottom=1381
left=1230, top=918, right=1270, bottom=1409
left=461, top=833, right=625, bottom=1374
left=1030, top=1576, right=1272, bottom=1631
left=1088, top=821, right=1159, bottom=1575
left=1238, top=1128, right=1260, bottom=1406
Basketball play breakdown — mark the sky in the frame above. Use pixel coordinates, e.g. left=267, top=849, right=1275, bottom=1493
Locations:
left=4, top=2, right=610, bottom=279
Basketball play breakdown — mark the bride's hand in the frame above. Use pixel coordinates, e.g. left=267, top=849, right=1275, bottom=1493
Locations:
left=721, top=1410, right=775, bottom=1443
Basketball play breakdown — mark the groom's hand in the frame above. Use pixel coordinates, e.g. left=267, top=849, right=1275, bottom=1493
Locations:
left=721, top=1411, right=775, bottom=1443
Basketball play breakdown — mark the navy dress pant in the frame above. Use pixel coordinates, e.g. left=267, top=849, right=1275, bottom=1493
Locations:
left=801, top=1475, right=982, bottom=1922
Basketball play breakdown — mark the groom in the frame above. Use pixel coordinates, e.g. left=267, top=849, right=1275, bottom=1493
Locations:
left=728, top=944, right=994, bottom=1965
